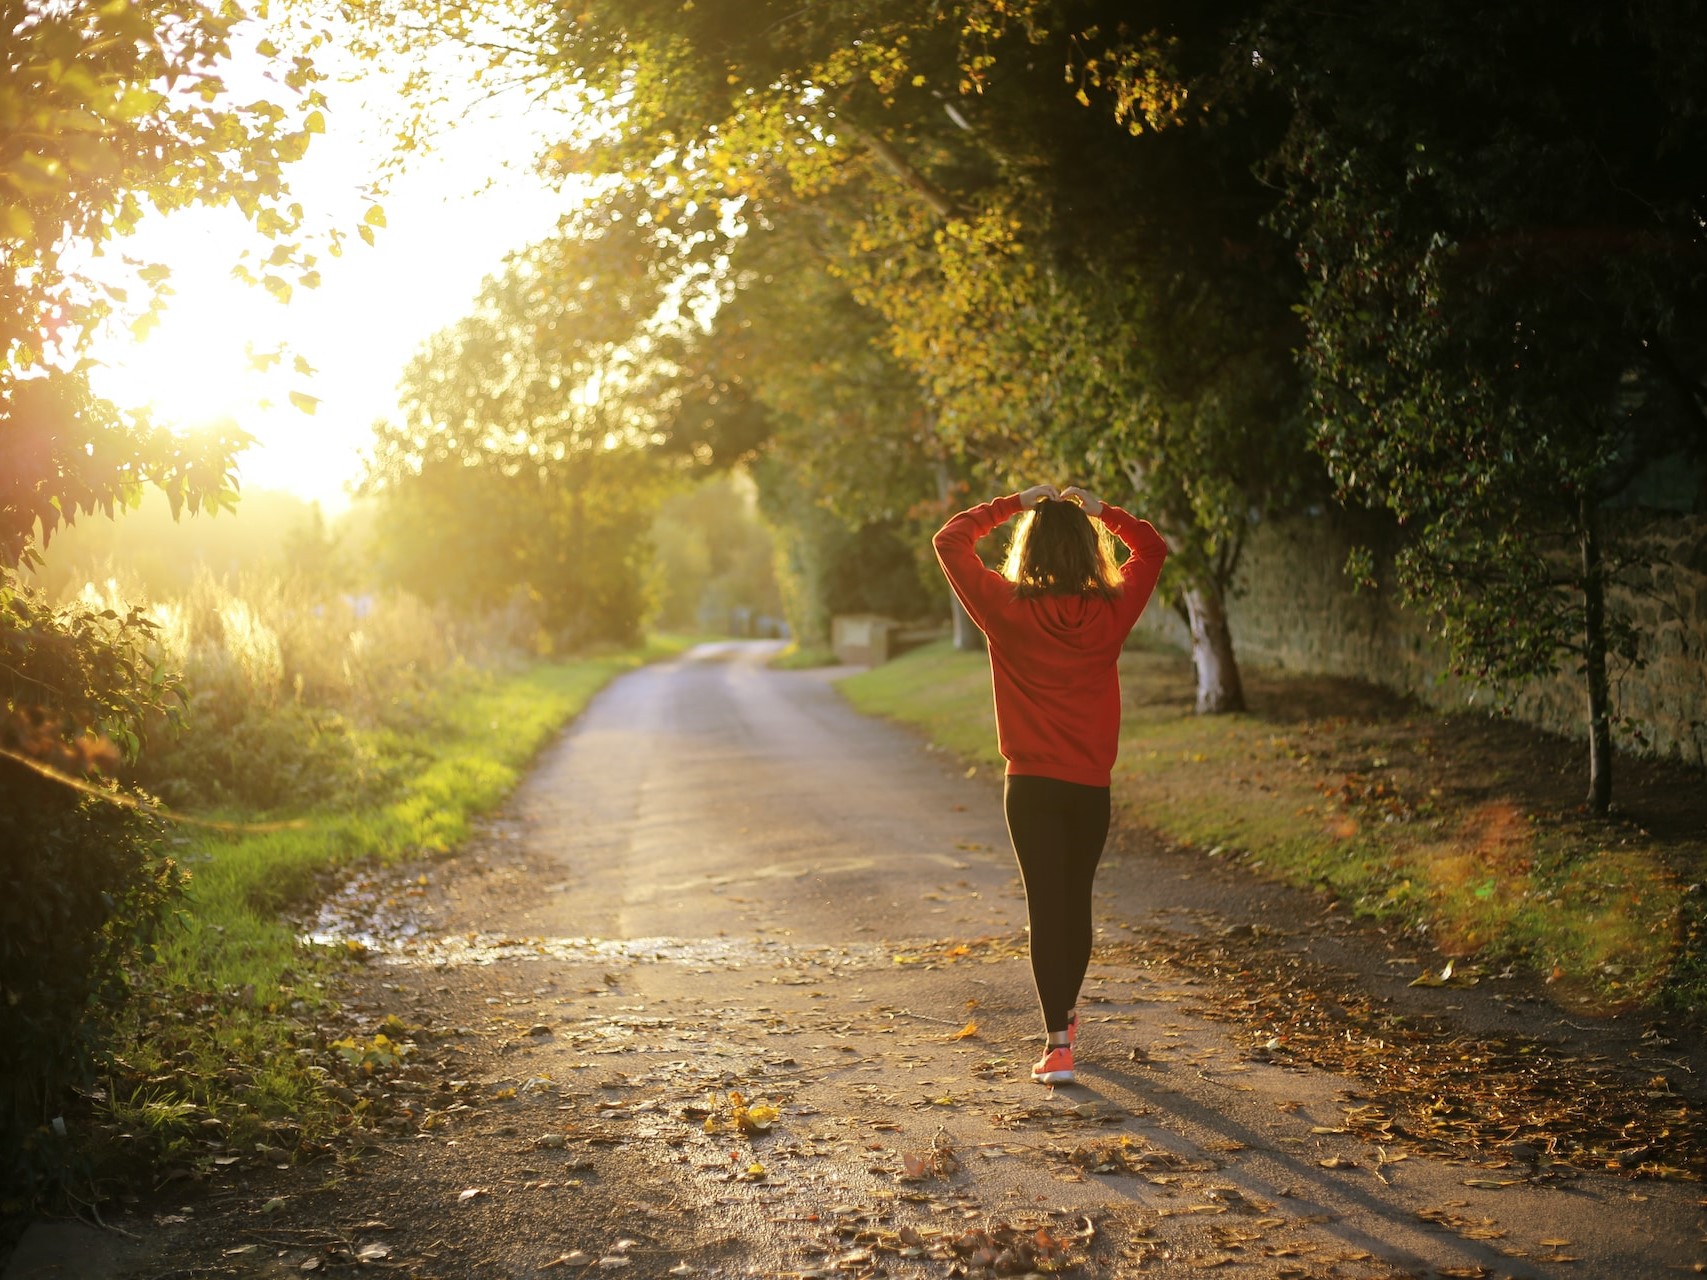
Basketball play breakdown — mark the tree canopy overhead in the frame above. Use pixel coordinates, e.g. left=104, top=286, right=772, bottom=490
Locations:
left=433, top=0, right=1315, bottom=711
left=1264, top=0, right=1707, bottom=810
left=323, top=0, right=1707, bottom=802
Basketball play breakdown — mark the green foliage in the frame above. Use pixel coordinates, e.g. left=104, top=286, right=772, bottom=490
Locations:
left=92, top=569, right=514, bottom=811
left=367, top=448, right=661, bottom=651
left=1265, top=0, right=1707, bottom=805
left=0, top=770, right=182, bottom=1201
left=363, top=227, right=704, bottom=649
left=673, top=223, right=951, bottom=641
left=716, top=225, right=944, bottom=530
left=650, top=474, right=782, bottom=633
left=352, top=0, right=1705, bottom=758
left=0, top=581, right=178, bottom=760
left=0, top=585, right=186, bottom=1203
left=2, top=0, right=326, bottom=572
left=356, top=0, right=1317, bottom=709
left=753, top=454, right=942, bottom=647
left=1, top=0, right=326, bottom=1200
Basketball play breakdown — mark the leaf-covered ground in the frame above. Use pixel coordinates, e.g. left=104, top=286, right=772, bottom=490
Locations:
left=22, top=643, right=1702, bottom=1280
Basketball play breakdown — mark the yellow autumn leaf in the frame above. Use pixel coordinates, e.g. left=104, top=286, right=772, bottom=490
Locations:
left=736, top=1102, right=779, bottom=1134
left=953, top=1020, right=979, bottom=1040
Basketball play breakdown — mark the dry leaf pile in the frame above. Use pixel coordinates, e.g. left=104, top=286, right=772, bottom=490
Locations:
left=1057, top=1135, right=1216, bottom=1178
left=1099, top=928, right=1707, bottom=1178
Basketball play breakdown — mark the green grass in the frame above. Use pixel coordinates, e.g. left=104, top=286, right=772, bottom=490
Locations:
left=106, top=637, right=690, bottom=1168
left=840, top=639, right=1706, bottom=1011
left=767, top=641, right=842, bottom=669
left=837, top=639, right=1000, bottom=762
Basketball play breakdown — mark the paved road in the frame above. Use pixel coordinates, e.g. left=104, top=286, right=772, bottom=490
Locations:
left=376, top=641, right=1698, bottom=1279
left=14, top=641, right=1695, bottom=1279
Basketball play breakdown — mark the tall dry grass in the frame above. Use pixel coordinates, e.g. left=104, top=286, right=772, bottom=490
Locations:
left=68, top=567, right=542, bottom=810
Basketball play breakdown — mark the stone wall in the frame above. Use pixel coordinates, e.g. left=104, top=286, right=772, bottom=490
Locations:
left=1136, top=507, right=1707, bottom=766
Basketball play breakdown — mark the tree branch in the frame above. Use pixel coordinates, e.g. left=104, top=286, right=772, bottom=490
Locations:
left=835, top=117, right=963, bottom=222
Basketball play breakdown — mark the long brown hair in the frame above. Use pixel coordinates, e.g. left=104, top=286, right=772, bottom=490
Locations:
left=1002, top=497, right=1123, bottom=600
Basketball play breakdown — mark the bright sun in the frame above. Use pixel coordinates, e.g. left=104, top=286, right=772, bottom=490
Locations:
left=85, top=57, right=576, bottom=510
left=89, top=226, right=344, bottom=502
left=100, top=277, right=285, bottom=431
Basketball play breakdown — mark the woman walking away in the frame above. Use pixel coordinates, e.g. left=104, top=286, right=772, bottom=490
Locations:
left=933, top=484, right=1168, bottom=1085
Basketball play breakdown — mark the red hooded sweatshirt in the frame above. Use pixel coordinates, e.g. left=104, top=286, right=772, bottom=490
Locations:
left=933, top=495, right=1168, bottom=788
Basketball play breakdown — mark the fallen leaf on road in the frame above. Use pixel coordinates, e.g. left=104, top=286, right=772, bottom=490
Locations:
left=457, top=1187, right=489, bottom=1203
left=1409, top=960, right=1479, bottom=988
left=953, top=1020, right=980, bottom=1040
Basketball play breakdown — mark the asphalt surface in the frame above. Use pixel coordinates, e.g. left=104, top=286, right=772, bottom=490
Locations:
left=7, top=639, right=1701, bottom=1279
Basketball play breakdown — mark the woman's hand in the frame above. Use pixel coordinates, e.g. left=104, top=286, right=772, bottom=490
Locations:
left=1060, top=486, right=1103, bottom=516
left=1017, top=483, right=1060, bottom=509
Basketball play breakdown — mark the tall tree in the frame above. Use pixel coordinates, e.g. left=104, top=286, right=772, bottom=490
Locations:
left=705, top=222, right=962, bottom=646
left=1264, top=0, right=1707, bottom=812
left=353, top=0, right=1315, bottom=710
left=363, top=223, right=679, bottom=646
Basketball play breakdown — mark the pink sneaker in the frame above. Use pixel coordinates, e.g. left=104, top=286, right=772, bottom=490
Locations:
left=1031, top=1045, right=1075, bottom=1085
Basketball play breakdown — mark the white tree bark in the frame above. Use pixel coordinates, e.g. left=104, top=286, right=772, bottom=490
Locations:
left=1183, top=583, right=1246, bottom=714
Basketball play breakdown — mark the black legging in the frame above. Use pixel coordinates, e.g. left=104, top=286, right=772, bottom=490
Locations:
left=1002, top=774, right=1111, bottom=1036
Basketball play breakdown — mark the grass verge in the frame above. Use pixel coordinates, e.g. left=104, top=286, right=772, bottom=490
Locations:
left=768, top=642, right=842, bottom=670
left=99, top=637, right=690, bottom=1184
left=839, top=638, right=1706, bottom=1014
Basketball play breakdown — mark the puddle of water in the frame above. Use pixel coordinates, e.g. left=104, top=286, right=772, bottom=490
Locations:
left=300, top=863, right=889, bottom=969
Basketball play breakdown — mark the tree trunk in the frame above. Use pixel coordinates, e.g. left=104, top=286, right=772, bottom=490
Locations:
left=933, top=459, right=984, bottom=652
left=949, top=591, right=985, bottom=652
left=1182, top=581, right=1246, bottom=714
left=1581, top=497, right=1613, bottom=815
